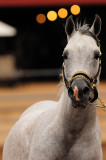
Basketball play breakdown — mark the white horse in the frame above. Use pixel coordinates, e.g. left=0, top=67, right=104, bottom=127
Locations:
left=3, top=15, right=103, bottom=160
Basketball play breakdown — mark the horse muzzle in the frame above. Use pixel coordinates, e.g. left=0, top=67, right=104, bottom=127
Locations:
left=68, top=78, right=90, bottom=109
left=62, top=60, right=101, bottom=108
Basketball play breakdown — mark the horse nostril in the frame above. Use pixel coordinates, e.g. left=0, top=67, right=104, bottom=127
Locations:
left=68, top=87, right=74, bottom=98
left=83, top=87, right=89, bottom=95
left=70, top=88, right=74, bottom=95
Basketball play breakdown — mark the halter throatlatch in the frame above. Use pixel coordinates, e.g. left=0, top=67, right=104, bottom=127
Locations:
left=62, top=49, right=102, bottom=103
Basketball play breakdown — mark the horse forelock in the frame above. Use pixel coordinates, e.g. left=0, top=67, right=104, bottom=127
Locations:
left=76, top=22, right=100, bottom=46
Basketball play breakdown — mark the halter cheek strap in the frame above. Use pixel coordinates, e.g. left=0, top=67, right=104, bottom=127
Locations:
left=62, top=51, right=102, bottom=103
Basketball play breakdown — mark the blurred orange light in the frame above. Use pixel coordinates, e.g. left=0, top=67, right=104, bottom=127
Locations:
left=47, top=11, right=57, bottom=21
left=70, top=5, right=80, bottom=15
left=36, top=14, right=46, bottom=24
left=58, top=8, right=68, bottom=18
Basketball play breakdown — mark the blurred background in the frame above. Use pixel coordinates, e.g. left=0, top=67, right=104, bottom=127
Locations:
left=0, top=0, right=106, bottom=159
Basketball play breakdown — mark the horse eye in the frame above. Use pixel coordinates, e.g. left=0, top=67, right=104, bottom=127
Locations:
left=62, top=51, right=68, bottom=60
left=94, top=50, right=101, bottom=60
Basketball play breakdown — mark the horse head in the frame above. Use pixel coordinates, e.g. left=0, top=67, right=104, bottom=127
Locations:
left=63, top=15, right=102, bottom=109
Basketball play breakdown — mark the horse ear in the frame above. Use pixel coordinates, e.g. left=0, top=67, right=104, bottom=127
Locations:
left=90, top=14, right=101, bottom=36
left=65, top=15, right=75, bottom=37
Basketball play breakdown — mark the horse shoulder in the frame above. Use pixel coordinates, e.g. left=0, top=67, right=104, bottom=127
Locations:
left=3, top=100, right=57, bottom=160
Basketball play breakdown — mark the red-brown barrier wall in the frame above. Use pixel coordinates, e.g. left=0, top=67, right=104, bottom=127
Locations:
left=0, top=0, right=106, bottom=7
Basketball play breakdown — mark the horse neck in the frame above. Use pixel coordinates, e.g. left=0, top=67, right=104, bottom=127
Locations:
left=58, top=86, right=97, bottom=132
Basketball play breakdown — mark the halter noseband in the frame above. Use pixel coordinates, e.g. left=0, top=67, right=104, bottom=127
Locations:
left=62, top=49, right=102, bottom=103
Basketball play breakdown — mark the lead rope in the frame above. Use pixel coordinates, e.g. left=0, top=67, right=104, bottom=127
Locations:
left=96, top=97, right=106, bottom=111
left=96, top=47, right=106, bottom=111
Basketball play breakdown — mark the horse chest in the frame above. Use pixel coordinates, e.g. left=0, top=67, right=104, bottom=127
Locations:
left=66, top=143, right=100, bottom=160
left=63, top=134, right=102, bottom=160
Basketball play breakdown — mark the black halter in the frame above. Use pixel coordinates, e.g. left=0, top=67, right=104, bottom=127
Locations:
left=62, top=50, right=102, bottom=103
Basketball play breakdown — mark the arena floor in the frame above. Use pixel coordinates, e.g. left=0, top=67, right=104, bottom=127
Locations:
left=0, top=81, right=106, bottom=160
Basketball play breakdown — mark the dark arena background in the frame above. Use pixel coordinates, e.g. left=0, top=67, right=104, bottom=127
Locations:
left=0, top=0, right=106, bottom=159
